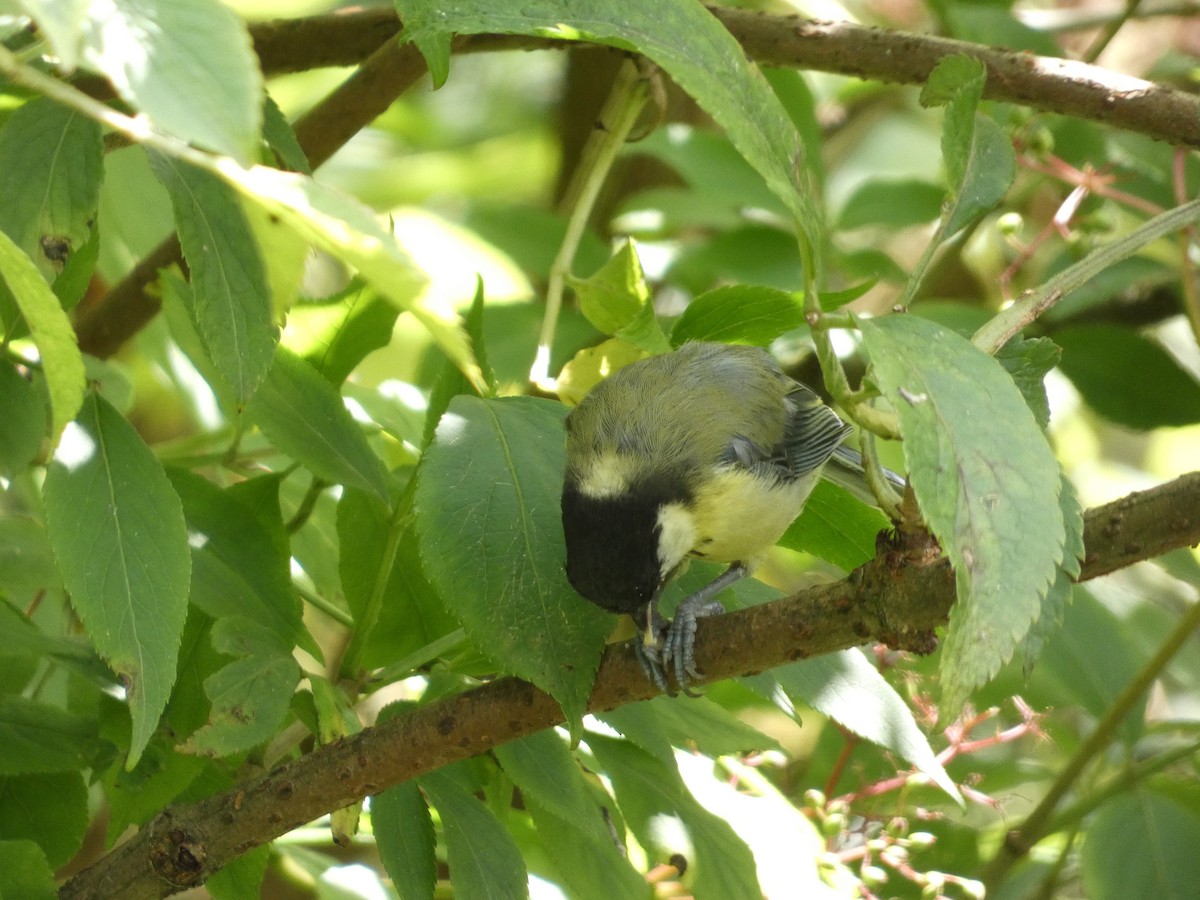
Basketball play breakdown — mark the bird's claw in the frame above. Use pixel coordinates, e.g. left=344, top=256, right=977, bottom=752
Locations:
left=660, top=598, right=724, bottom=695
left=634, top=637, right=670, bottom=693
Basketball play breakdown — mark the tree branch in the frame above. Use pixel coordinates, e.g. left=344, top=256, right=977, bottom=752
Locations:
left=247, top=7, right=1200, bottom=147
left=58, top=472, right=1200, bottom=900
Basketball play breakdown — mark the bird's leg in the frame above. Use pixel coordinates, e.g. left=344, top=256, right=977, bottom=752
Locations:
left=663, top=563, right=748, bottom=694
left=633, top=601, right=671, bottom=693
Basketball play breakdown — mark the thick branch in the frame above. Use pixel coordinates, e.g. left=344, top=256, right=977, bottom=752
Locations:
left=249, top=7, right=1200, bottom=147
left=58, top=472, right=1200, bottom=900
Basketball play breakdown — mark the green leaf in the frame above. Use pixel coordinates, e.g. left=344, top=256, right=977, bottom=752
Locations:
left=670, top=285, right=806, bottom=347
left=0, top=697, right=94, bottom=774
left=588, top=735, right=761, bottom=900
left=494, top=730, right=613, bottom=847
left=338, top=488, right=458, bottom=670
left=415, top=396, right=610, bottom=729
left=771, top=650, right=960, bottom=801
left=1040, top=588, right=1145, bottom=744
left=920, top=56, right=1014, bottom=236
left=421, top=280, right=495, bottom=449
left=570, top=240, right=670, bottom=354
left=284, top=282, right=400, bottom=387
left=670, top=225, right=804, bottom=294
left=0, top=840, right=57, bottom=900
left=603, top=696, right=781, bottom=762
left=0, top=97, right=102, bottom=283
left=396, top=0, right=821, bottom=256
left=527, top=797, right=651, bottom=900
left=780, top=481, right=889, bottom=572
left=42, top=392, right=191, bottom=767
left=0, top=597, right=111, bottom=689
left=262, top=94, right=311, bottom=175
left=168, top=470, right=315, bottom=657
left=183, top=618, right=299, bottom=757
left=103, top=739, right=211, bottom=840
left=103, top=742, right=208, bottom=839
left=837, top=179, right=945, bottom=230
left=205, top=845, right=270, bottom=900
left=0, top=772, right=87, bottom=868
left=996, top=336, right=1061, bottom=428
left=310, top=676, right=360, bottom=751
left=1054, top=324, right=1200, bottom=428
left=246, top=348, right=390, bottom=502
left=631, top=127, right=786, bottom=217
left=921, top=55, right=982, bottom=180
left=373, top=780, right=436, bottom=900
left=920, top=56, right=986, bottom=182
left=0, top=358, right=45, bottom=476
left=51, top=217, right=101, bottom=312
left=859, top=314, right=1064, bottom=714
left=0, top=228, right=85, bottom=446
left=213, top=163, right=482, bottom=390
left=420, top=769, right=529, bottom=900
left=77, top=0, right=262, bottom=161
left=942, top=115, right=1016, bottom=236
left=1082, top=791, right=1200, bottom=900
left=14, top=0, right=90, bottom=68
left=0, top=518, right=57, bottom=602
left=150, top=154, right=277, bottom=402
left=414, top=31, right=452, bottom=89
left=1019, top=474, right=1085, bottom=672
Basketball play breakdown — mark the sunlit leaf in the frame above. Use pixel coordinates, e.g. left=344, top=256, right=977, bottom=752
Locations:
left=670, top=285, right=806, bottom=347
left=771, top=650, right=960, bottom=801
left=0, top=229, right=84, bottom=447
left=78, top=0, right=262, bottom=161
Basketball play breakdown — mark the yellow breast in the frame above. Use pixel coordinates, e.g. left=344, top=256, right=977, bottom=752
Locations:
left=687, top=468, right=818, bottom=566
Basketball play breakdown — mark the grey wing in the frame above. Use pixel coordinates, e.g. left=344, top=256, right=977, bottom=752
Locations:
left=722, top=384, right=851, bottom=483
left=780, top=385, right=853, bottom=479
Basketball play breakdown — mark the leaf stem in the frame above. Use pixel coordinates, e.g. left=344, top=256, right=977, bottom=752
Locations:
left=532, top=58, right=650, bottom=388
left=297, top=584, right=353, bottom=627
left=972, top=196, right=1200, bottom=355
left=286, top=476, right=328, bottom=534
left=859, top=426, right=902, bottom=519
left=1083, top=0, right=1145, bottom=62
left=368, top=629, right=468, bottom=688
left=980, top=593, right=1200, bottom=888
left=341, top=487, right=415, bottom=677
left=1042, top=736, right=1200, bottom=838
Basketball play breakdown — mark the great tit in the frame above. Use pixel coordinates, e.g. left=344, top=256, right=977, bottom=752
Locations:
left=561, top=341, right=882, bottom=693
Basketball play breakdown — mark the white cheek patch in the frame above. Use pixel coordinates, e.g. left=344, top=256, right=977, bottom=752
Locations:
left=656, top=503, right=698, bottom=578
left=577, top=453, right=634, bottom=498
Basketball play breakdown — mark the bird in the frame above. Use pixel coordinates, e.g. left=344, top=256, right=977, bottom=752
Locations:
left=560, top=341, right=886, bottom=693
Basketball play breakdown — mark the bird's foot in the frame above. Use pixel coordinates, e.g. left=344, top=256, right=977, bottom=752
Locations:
left=634, top=605, right=672, bottom=693
left=661, top=596, right=725, bottom=695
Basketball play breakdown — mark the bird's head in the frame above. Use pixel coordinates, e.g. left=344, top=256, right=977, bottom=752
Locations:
left=560, top=470, right=695, bottom=616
